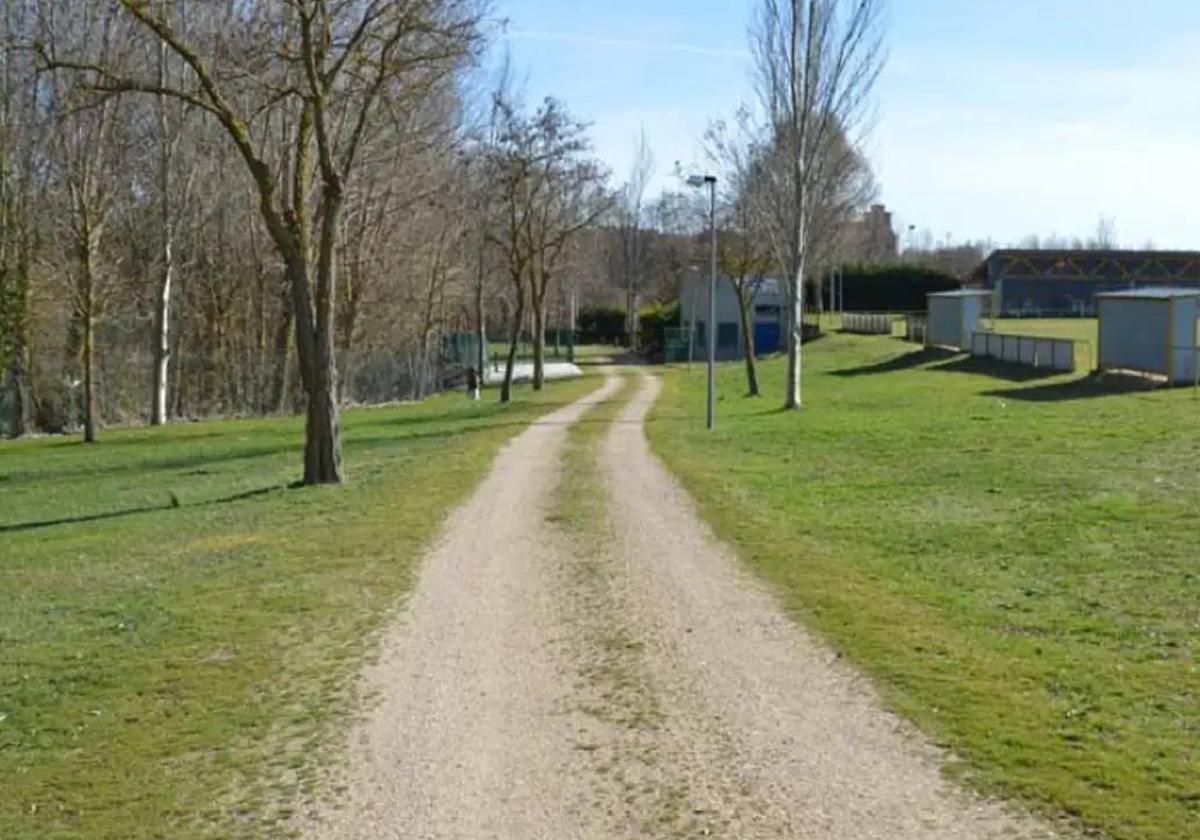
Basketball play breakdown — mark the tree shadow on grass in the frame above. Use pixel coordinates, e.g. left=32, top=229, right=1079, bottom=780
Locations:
left=982, top=372, right=1166, bottom=403
left=349, top=396, right=584, bottom=431
left=929, top=356, right=1061, bottom=383
left=0, top=484, right=290, bottom=534
left=0, top=443, right=299, bottom=488
left=831, top=346, right=957, bottom=377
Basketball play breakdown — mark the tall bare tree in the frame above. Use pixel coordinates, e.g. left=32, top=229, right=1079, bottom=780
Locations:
left=148, top=0, right=181, bottom=426
left=706, top=112, right=769, bottom=397
left=615, top=129, right=653, bottom=349
left=39, top=2, right=135, bottom=443
left=751, top=0, right=885, bottom=409
left=0, top=0, right=44, bottom=437
left=486, top=94, right=606, bottom=398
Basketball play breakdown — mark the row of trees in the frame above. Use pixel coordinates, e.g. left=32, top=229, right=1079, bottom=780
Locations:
left=0, top=0, right=896, bottom=477
left=0, top=0, right=622, bottom=485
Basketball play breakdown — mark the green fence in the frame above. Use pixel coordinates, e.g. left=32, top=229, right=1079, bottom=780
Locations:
left=663, top=327, right=697, bottom=363
left=486, top=329, right=576, bottom=370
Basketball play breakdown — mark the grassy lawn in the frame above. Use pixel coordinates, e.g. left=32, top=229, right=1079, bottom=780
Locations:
left=0, top=376, right=597, bottom=840
left=572, top=344, right=624, bottom=365
left=648, top=336, right=1199, bottom=840
left=990, top=318, right=1100, bottom=368
left=990, top=317, right=1098, bottom=347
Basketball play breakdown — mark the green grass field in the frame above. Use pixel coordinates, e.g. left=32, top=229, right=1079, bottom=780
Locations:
left=990, top=317, right=1099, bottom=348
left=0, top=377, right=597, bottom=840
left=989, top=318, right=1100, bottom=368
left=648, top=336, right=1199, bottom=840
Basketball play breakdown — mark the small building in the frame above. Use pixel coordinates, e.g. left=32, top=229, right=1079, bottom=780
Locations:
left=926, top=289, right=991, bottom=350
left=972, top=249, right=1200, bottom=317
left=678, top=276, right=788, bottom=361
left=1096, top=288, right=1200, bottom=383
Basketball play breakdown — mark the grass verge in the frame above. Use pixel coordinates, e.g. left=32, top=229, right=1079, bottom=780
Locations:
left=648, top=335, right=1199, bottom=840
left=0, top=376, right=598, bottom=840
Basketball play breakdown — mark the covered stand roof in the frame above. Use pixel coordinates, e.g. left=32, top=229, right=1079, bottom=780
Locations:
left=928, top=289, right=992, bottom=299
left=973, top=249, right=1200, bottom=284
left=1096, top=287, right=1200, bottom=301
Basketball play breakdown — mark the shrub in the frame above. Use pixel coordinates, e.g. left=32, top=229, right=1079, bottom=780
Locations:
left=814, top=263, right=960, bottom=312
left=638, top=300, right=681, bottom=357
left=577, top=306, right=627, bottom=345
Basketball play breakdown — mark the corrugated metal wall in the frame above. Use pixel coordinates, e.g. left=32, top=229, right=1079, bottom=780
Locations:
left=1099, top=298, right=1170, bottom=375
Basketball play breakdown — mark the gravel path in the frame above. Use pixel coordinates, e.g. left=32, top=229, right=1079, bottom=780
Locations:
left=298, top=371, right=1059, bottom=839
left=297, top=376, right=621, bottom=840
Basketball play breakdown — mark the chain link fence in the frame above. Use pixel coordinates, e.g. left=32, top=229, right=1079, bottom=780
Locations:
left=1, top=340, right=464, bottom=438
left=0, top=326, right=588, bottom=437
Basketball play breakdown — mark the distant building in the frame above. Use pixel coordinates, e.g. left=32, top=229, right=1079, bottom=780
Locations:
left=845, top=204, right=899, bottom=263
left=678, top=276, right=788, bottom=361
left=972, top=249, right=1200, bottom=317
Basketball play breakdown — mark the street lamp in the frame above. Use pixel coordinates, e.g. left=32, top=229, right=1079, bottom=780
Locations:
left=687, top=174, right=718, bottom=430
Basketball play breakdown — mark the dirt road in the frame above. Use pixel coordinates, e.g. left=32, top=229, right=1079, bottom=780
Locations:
left=299, top=373, right=1057, bottom=839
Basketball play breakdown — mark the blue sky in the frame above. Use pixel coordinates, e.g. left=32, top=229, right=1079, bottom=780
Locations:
left=494, top=0, right=1200, bottom=250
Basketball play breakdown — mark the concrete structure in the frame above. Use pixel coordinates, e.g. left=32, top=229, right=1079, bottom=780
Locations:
left=970, top=332, right=1076, bottom=372
left=679, top=276, right=787, bottom=361
left=484, top=361, right=582, bottom=385
left=926, top=289, right=991, bottom=350
left=973, top=249, right=1200, bottom=316
left=1096, top=288, right=1200, bottom=383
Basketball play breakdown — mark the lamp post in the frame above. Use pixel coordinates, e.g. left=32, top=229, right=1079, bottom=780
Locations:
left=688, top=174, right=718, bottom=430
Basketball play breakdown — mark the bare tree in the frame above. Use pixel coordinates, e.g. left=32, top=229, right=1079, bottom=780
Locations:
left=44, top=0, right=485, bottom=481
left=751, top=0, right=885, bottom=409
left=149, top=0, right=181, bottom=426
left=706, top=112, right=771, bottom=396
left=0, top=0, right=45, bottom=437
left=616, top=129, right=653, bottom=349
left=39, top=3, right=136, bottom=443
left=1089, top=215, right=1118, bottom=250
left=486, top=94, right=607, bottom=399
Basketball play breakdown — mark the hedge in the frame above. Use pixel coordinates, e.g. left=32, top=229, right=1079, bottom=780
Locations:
left=814, top=263, right=960, bottom=312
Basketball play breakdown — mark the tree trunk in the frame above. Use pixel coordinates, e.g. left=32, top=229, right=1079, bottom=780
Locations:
left=500, top=285, right=525, bottom=404
left=151, top=256, right=172, bottom=425
left=291, top=181, right=346, bottom=486
left=532, top=305, right=546, bottom=390
left=626, top=283, right=638, bottom=351
left=785, top=262, right=805, bottom=410
left=266, top=277, right=293, bottom=413
left=735, top=285, right=760, bottom=397
left=303, top=378, right=341, bottom=485
left=5, top=349, right=29, bottom=438
left=82, top=291, right=97, bottom=443
left=4, top=262, right=32, bottom=436
left=291, top=258, right=343, bottom=484
left=474, top=246, right=487, bottom=381
left=531, top=280, right=548, bottom=391
left=150, top=26, right=173, bottom=426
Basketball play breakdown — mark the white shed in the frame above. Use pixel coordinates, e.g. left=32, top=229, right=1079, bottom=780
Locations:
left=679, top=276, right=788, bottom=361
left=1097, top=288, right=1200, bottom=383
left=926, top=290, right=991, bottom=350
